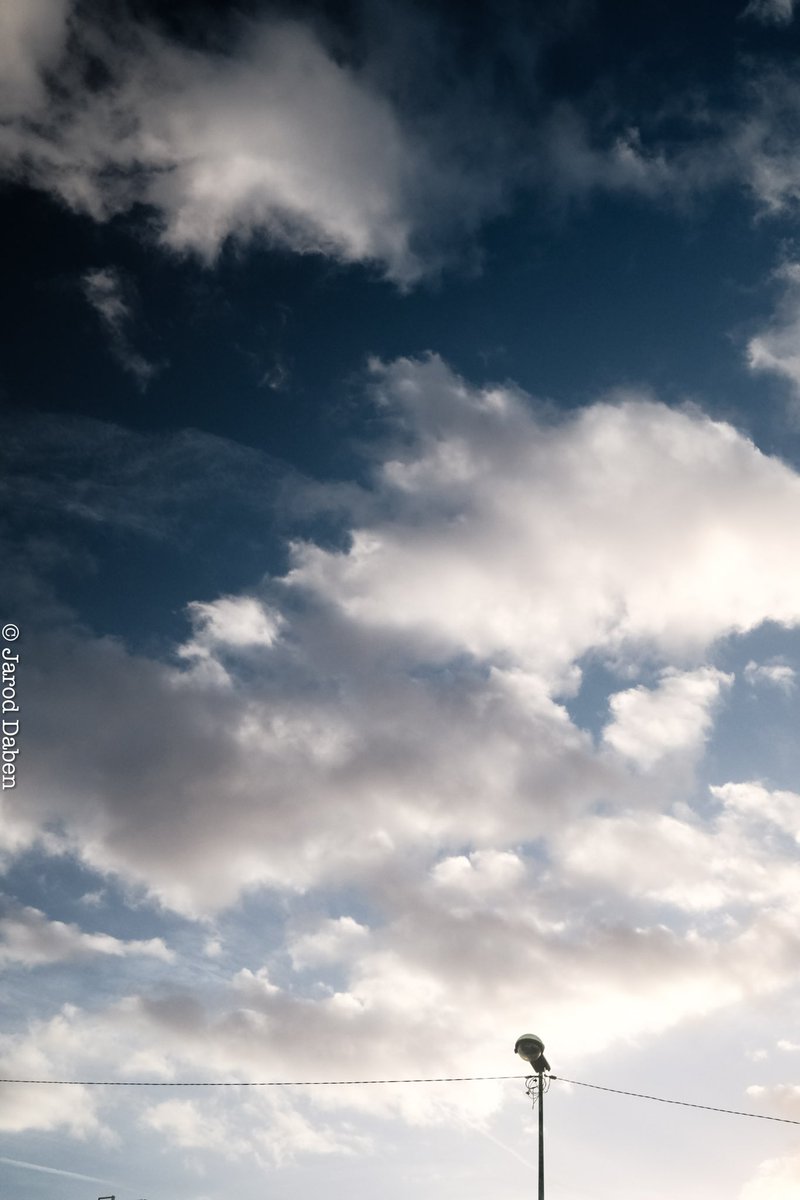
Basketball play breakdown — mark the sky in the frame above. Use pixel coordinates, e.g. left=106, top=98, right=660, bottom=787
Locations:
left=5, top=0, right=800, bottom=1196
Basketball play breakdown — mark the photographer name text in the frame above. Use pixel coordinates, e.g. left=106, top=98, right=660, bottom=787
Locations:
left=2, top=638, right=20, bottom=790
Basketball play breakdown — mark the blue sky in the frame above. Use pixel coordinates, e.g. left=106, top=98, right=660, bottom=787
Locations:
left=4, top=1, right=800, bottom=1197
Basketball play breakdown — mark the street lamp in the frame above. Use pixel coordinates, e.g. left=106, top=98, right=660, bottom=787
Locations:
left=515, top=1033, right=550, bottom=1200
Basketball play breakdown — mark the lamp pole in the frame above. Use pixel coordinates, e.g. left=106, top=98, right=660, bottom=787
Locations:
left=514, top=1033, right=551, bottom=1200
left=537, top=1064, right=544, bottom=1200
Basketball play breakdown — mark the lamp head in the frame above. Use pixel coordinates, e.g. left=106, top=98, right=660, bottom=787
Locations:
left=514, top=1033, right=550, bottom=1073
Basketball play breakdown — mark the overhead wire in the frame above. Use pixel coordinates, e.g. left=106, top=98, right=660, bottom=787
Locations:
left=0, top=1072, right=798, bottom=1126
left=549, top=1076, right=800, bottom=1126
left=0, top=1073, right=518, bottom=1087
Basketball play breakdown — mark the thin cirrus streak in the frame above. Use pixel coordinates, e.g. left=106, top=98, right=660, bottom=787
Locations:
left=0, top=1154, right=115, bottom=1183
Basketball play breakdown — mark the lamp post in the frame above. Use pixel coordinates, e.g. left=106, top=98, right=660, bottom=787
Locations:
left=515, top=1033, right=550, bottom=1200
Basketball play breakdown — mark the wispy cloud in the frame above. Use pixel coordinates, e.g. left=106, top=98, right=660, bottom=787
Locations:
left=744, top=658, right=796, bottom=692
left=0, top=1155, right=113, bottom=1184
left=747, top=262, right=800, bottom=405
left=0, top=412, right=290, bottom=539
left=742, top=0, right=797, bottom=25
left=81, top=266, right=158, bottom=386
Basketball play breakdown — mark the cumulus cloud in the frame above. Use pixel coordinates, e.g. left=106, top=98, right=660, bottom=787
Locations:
left=0, top=7, right=516, bottom=285
left=0, top=899, right=172, bottom=966
left=555, top=780, right=800, bottom=912
left=7, top=356, right=800, bottom=1164
left=2, top=861, right=799, bottom=1148
left=602, top=668, right=732, bottom=769
left=288, top=916, right=370, bottom=971
left=5, top=0, right=800, bottom=301
left=141, top=1094, right=367, bottom=1165
left=741, top=1154, right=800, bottom=1200
left=289, top=357, right=800, bottom=671
left=0, top=1006, right=104, bottom=1135
left=14, top=622, right=608, bottom=913
left=740, top=1090, right=800, bottom=1200
left=10, top=0, right=800, bottom=293
left=12, top=356, right=800, bottom=916
left=179, top=595, right=283, bottom=658
left=0, top=0, right=698, bottom=283
left=710, top=781, right=800, bottom=841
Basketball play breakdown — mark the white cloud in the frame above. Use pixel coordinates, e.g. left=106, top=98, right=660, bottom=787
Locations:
left=741, top=1154, right=800, bottom=1200
left=747, top=1084, right=800, bottom=1113
left=744, top=659, right=796, bottom=692
left=288, top=917, right=370, bottom=971
left=289, top=357, right=800, bottom=672
left=177, top=595, right=284, bottom=685
left=0, top=11, right=512, bottom=286
left=0, top=1006, right=104, bottom=1136
left=555, top=782, right=800, bottom=913
left=8, top=355, right=800, bottom=1173
left=5, top=2, right=800, bottom=292
left=181, top=596, right=283, bottom=654
left=141, top=1093, right=369, bottom=1166
left=710, top=781, right=800, bottom=841
left=740, top=1088, right=800, bottom=1199
left=13, top=357, right=800, bottom=916
left=0, top=899, right=173, bottom=967
left=2, top=876, right=798, bottom=1147
left=14, top=620, right=610, bottom=914
left=603, top=668, right=732, bottom=768
left=431, top=850, right=526, bottom=896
